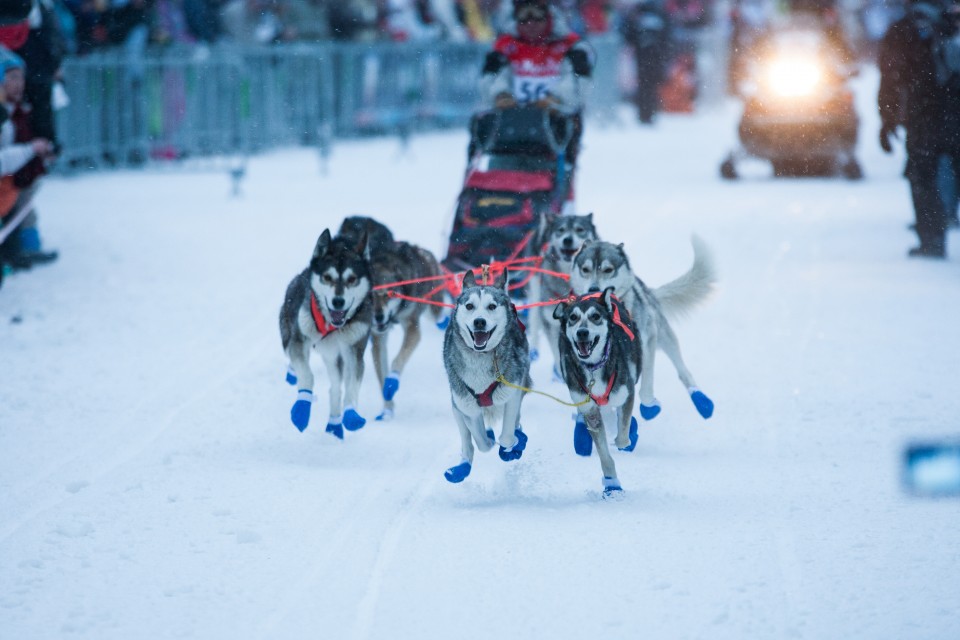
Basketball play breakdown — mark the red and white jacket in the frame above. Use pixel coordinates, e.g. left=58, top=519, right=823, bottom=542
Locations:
left=480, top=8, right=594, bottom=114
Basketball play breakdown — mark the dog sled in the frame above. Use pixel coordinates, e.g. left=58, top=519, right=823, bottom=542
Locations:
left=441, top=105, right=577, bottom=278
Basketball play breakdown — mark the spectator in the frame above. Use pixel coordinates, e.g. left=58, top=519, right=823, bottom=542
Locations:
left=878, top=0, right=960, bottom=258
left=183, top=0, right=222, bottom=42
left=0, top=47, right=57, bottom=272
left=620, top=0, right=671, bottom=123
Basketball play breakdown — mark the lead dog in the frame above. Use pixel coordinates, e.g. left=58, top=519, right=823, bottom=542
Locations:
left=442, top=269, right=530, bottom=483
left=369, top=239, right=444, bottom=421
left=279, top=226, right=373, bottom=438
left=570, top=237, right=716, bottom=421
left=553, top=288, right=641, bottom=497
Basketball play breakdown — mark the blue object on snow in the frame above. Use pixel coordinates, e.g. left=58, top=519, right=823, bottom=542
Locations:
left=498, top=428, right=528, bottom=462
left=690, top=390, right=714, bottom=419
left=18, top=227, right=40, bottom=252
left=382, top=373, right=400, bottom=401
left=573, top=416, right=592, bottom=456
left=436, top=315, right=450, bottom=330
left=376, top=408, right=394, bottom=422
left=444, top=461, right=472, bottom=483
left=640, top=402, right=661, bottom=421
left=290, top=392, right=312, bottom=432
left=325, top=421, right=344, bottom=440
left=529, top=347, right=539, bottom=362
left=602, top=480, right=624, bottom=499
left=619, top=416, right=639, bottom=452
left=343, top=408, right=366, bottom=431
left=285, top=369, right=297, bottom=386
left=486, top=429, right=495, bottom=446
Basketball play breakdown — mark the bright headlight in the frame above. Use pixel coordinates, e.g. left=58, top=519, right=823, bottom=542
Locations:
left=764, top=57, right=823, bottom=98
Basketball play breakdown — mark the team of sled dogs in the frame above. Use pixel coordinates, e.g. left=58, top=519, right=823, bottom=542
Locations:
left=280, top=215, right=717, bottom=497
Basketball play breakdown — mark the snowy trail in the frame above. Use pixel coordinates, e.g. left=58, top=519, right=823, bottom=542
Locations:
left=2, top=69, right=960, bottom=639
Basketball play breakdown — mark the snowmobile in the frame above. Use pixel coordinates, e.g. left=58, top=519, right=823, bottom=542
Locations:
left=442, top=104, right=576, bottom=275
left=719, top=20, right=861, bottom=180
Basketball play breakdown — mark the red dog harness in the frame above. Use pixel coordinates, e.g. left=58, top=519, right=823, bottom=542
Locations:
left=473, top=380, right=500, bottom=407
left=309, top=292, right=338, bottom=338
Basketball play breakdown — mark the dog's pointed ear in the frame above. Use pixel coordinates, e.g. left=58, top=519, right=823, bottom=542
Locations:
left=585, top=212, right=594, bottom=223
left=493, top=268, right=508, bottom=290
left=313, top=229, right=332, bottom=261
left=552, top=300, right=568, bottom=321
left=462, top=269, right=477, bottom=289
left=601, top=287, right=616, bottom=313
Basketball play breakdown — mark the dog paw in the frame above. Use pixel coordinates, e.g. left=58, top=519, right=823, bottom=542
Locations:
left=690, top=389, right=714, bottom=419
left=602, top=476, right=624, bottom=499
left=618, top=417, right=639, bottom=452
left=486, top=429, right=496, bottom=447
left=285, top=367, right=297, bottom=386
left=382, top=372, right=400, bottom=401
left=444, top=461, right=472, bottom=483
left=498, top=428, right=528, bottom=462
left=325, top=420, right=344, bottom=440
left=529, top=348, right=539, bottom=362
left=639, top=401, right=661, bottom=421
left=290, top=391, right=312, bottom=432
left=573, top=416, right=592, bottom=457
left=343, top=407, right=366, bottom=431
left=376, top=408, right=394, bottom=422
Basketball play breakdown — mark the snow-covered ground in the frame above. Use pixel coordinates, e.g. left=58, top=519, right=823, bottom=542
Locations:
left=2, top=69, right=959, bottom=639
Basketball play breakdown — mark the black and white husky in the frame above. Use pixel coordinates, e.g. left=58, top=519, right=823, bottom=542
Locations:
left=369, top=239, right=444, bottom=421
left=441, top=269, right=531, bottom=483
left=570, top=237, right=716, bottom=422
left=279, top=226, right=373, bottom=438
left=553, top=288, right=641, bottom=497
left=528, top=213, right=599, bottom=372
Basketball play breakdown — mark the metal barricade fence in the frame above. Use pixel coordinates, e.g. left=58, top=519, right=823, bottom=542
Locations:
left=54, top=35, right=624, bottom=172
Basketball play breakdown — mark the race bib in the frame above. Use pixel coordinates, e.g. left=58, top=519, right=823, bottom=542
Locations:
left=513, top=76, right=555, bottom=103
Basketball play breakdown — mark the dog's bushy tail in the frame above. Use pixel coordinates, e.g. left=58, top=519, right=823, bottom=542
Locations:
left=653, top=235, right=717, bottom=321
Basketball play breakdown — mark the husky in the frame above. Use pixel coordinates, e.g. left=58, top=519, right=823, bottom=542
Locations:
left=369, top=239, right=444, bottom=421
left=570, top=237, right=716, bottom=422
left=337, top=215, right=395, bottom=257
left=441, top=269, right=531, bottom=483
left=553, top=288, right=641, bottom=497
left=528, top=213, right=599, bottom=371
left=279, top=226, right=374, bottom=438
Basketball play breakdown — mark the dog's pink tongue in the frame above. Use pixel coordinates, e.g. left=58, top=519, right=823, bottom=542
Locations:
left=473, top=331, right=492, bottom=349
left=330, top=310, right=347, bottom=326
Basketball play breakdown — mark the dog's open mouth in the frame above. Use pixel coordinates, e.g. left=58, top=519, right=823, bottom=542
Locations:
left=470, top=329, right=494, bottom=351
left=560, top=247, right=579, bottom=261
left=575, top=335, right=599, bottom=359
left=329, top=309, right=348, bottom=327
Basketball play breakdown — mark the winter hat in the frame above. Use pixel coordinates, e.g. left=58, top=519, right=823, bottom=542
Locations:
left=0, top=46, right=24, bottom=77
left=513, top=0, right=549, bottom=21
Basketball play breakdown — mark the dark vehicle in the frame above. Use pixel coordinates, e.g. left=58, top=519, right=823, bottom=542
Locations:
left=720, top=20, right=862, bottom=179
left=442, top=105, right=576, bottom=273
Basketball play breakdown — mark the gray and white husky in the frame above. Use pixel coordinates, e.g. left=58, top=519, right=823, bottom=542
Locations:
left=553, top=288, right=641, bottom=497
left=528, top=213, right=599, bottom=372
left=570, top=237, right=716, bottom=421
left=442, top=269, right=531, bottom=483
left=369, top=239, right=444, bottom=421
left=279, top=227, right=373, bottom=439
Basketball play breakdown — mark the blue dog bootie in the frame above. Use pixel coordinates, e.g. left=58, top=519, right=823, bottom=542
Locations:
left=435, top=313, right=450, bottom=330
left=639, top=399, right=661, bottom=421
left=602, top=476, right=624, bottom=499
left=573, top=415, right=592, bottom=457
left=498, top=428, right=528, bottom=462
left=325, top=415, right=344, bottom=440
left=689, top=388, right=714, bottom=419
left=529, top=347, right=540, bottom=362
left=376, top=408, right=394, bottom=422
left=342, top=405, right=366, bottom=431
left=382, top=371, right=400, bottom=401
left=285, top=366, right=297, bottom=386
left=290, top=390, right=312, bottom=432
left=618, top=416, right=639, bottom=452
left=444, top=459, right=472, bottom=483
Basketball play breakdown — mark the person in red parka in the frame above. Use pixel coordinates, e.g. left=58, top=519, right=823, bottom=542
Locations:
left=468, top=0, right=594, bottom=167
